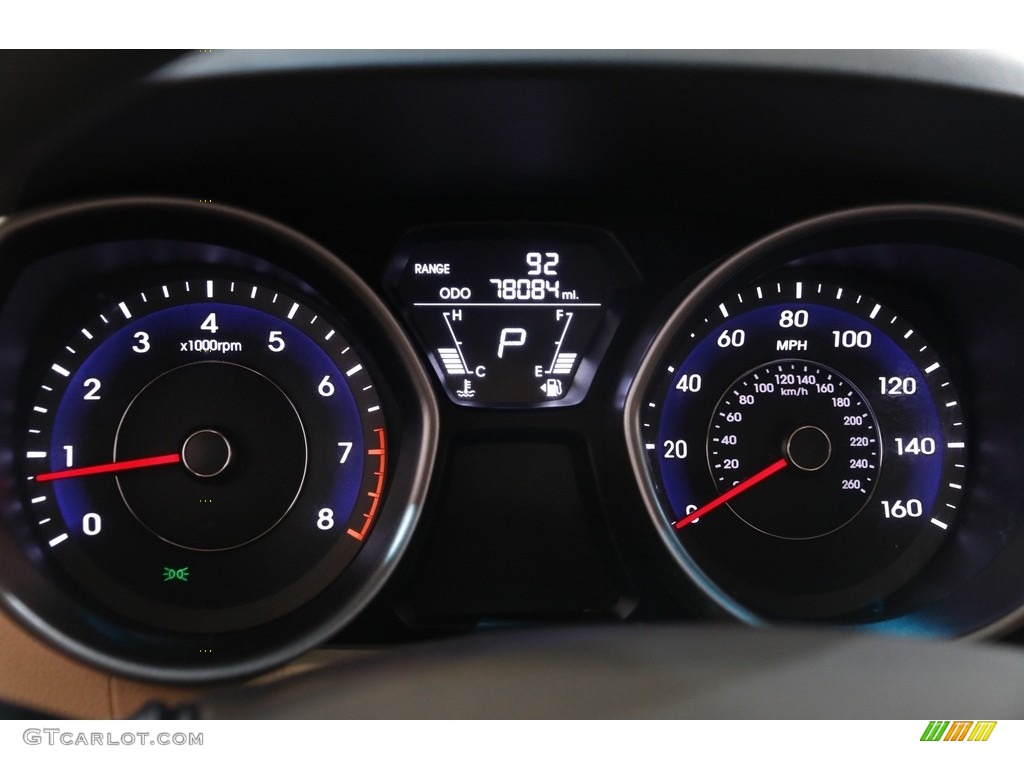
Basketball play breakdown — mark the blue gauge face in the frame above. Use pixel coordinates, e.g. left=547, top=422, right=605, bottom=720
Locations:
left=22, top=275, right=388, bottom=633
left=637, top=280, right=966, bottom=621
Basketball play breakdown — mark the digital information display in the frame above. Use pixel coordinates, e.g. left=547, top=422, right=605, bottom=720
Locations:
left=388, top=226, right=636, bottom=406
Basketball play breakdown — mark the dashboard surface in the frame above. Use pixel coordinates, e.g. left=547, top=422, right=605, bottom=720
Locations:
left=3, top=50, right=1024, bottom=714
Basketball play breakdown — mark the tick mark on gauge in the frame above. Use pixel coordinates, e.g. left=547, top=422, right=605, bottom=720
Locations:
left=287, top=302, right=299, bottom=319
left=931, top=519, right=949, bottom=530
left=118, top=301, right=132, bottom=319
left=48, top=533, right=68, bottom=548
left=346, top=364, right=363, bottom=377
left=51, top=364, right=70, bottom=377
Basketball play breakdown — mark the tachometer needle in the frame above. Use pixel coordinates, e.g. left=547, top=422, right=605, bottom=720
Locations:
left=35, top=453, right=181, bottom=483
left=674, top=457, right=788, bottom=529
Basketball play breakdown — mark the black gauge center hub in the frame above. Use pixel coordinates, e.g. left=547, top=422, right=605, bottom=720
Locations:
left=786, top=425, right=832, bottom=472
left=182, top=429, right=232, bottom=478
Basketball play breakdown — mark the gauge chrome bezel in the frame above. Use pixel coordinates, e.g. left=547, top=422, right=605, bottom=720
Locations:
left=625, top=203, right=1024, bottom=638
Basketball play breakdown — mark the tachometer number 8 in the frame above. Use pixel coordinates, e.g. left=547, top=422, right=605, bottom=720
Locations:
left=317, top=508, right=335, bottom=530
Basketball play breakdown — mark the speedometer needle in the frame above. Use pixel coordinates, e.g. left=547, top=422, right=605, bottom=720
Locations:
left=35, top=453, right=181, bottom=483
left=674, top=458, right=789, bottom=529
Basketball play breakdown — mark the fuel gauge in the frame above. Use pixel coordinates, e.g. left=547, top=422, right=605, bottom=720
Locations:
left=388, top=225, right=637, bottom=407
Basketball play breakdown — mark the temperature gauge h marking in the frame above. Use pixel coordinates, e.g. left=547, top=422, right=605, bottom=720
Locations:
left=438, top=310, right=470, bottom=375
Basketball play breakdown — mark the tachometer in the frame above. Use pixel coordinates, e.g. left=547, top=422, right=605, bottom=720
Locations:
left=0, top=199, right=437, bottom=681
left=24, top=276, right=387, bottom=632
left=628, top=278, right=966, bottom=621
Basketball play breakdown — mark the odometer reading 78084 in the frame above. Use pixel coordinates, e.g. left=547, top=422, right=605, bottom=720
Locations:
left=389, top=226, right=636, bottom=407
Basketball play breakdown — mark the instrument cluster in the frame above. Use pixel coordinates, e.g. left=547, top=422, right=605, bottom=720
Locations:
left=2, top=198, right=1024, bottom=681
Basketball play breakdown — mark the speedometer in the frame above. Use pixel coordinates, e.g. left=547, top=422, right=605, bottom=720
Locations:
left=628, top=277, right=966, bottom=622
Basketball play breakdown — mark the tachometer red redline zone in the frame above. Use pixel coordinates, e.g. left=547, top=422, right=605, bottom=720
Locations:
left=674, top=458, right=788, bottom=529
left=347, top=428, right=386, bottom=541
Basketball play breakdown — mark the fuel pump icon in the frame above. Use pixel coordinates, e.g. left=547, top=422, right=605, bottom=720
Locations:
left=540, top=379, right=563, bottom=398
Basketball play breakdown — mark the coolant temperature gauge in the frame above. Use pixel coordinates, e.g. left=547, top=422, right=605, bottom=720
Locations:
left=388, top=225, right=637, bottom=407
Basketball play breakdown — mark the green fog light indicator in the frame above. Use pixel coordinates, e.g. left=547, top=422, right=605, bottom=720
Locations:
left=163, top=566, right=190, bottom=582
